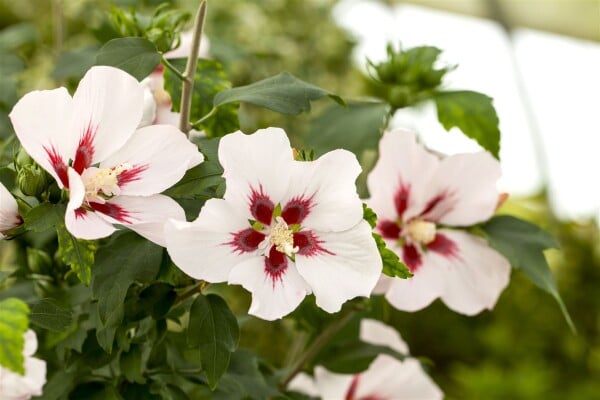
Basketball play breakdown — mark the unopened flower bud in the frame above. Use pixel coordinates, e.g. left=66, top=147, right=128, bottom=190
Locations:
left=17, top=165, right=48, bottom=197
left=15, top=147, right=33, bottom=168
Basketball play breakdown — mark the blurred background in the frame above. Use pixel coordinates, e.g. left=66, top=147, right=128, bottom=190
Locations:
left=0, top=0, right=598, bottom=398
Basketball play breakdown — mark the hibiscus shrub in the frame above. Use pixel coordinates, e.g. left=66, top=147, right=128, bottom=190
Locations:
left=0, top=1, right=572, bottom=399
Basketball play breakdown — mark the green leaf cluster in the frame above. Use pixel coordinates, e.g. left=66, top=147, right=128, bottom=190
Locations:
left=0, top=298, right=30, bottom=374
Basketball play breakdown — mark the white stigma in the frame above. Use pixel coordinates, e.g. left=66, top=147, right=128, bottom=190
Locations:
left=406, top=219, right=437, bottom=245
left=268, top=216, right=299, bottom=257
left=82, top=164, right=131, bottom=204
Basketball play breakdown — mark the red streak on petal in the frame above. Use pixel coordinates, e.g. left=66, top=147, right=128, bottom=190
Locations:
left=427, top=233, right=458, bottom=258
left=345, top=375, right=360, bottom=400
left=394, top=183, right=410, bottom=219
left=420, top=193, right=445, bottom=217
left=89, top=201, right=132, bottom=224
left=282, top=195, right=313, bottom=225
left=44, top=146, right=69, bottom=188
left=74, top=208, right=87, bottom=219
left=293, top=230, right=334, bottom=257
left=118, top=164, right=149, bottom=187
left=249, top=186, right=274, bottom=225
left=378, top=220, right=400, bottom=239
left=72, top=122, right=96, bottom=174
left=403, top=243, right=422, bottom=273
left=227, top=228, right=266, bottom=253
left=264, top=246, right=288, bottom=286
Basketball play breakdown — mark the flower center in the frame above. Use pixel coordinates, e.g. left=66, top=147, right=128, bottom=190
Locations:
left=82, top=164, right=131, bottom=204
left=405, top=219, right=436, bottom=245
left=268, top=216, right=299, bottom=257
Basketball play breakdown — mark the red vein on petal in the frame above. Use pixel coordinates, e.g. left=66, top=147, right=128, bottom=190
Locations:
left=118, top=164, right=149, bottom=187
left=264, top=246, right=288, bottom=286
left=402, top=243, right=422, bottom=273
left=44, top=146, right=69, bottom=188
left=72, top=122, right=96, bottom=174
left=427, top=233, right=459, bottom=258
left=394, top=183, right=410, bottom=219
left=345, top=375, right=360, bottom=400
left=89, top=201, right=132, bottom=224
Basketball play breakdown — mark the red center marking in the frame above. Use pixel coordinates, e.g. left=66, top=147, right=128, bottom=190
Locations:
left=402, top=243, right=422, bottom=273
left=249, top=186, right=274, bottom=225
left=72, top=122, right=96, bottom=174
left=228, top=228, right=266, bottom=253
left=264, top=246, right=288, bottom=285
left=281, top=195, right=313, bottom=225
left=427, top=233, right=458, bottom=258
left=378, top=220, right=400, bottom=239
left=394, top=183, right=410, bottom=219
left=44, top=146, right=69, bottom=188
left=293, top=230, right=334, bottom=257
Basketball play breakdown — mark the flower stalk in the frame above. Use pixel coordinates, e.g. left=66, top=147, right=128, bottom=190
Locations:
left=179, top=0, right=207, bottom=135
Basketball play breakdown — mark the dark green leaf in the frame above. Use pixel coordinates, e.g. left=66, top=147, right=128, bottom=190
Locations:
left=53, top=47, right=97, bottom=80
left=29, top=298, right=72, bottom=331
left=0, top=23, right=38, bottom=51
left=92, top=232, right=163, bottom=324
left=306, top=101, right=390, bottom=156
left=56, top=224, right=96, bottom=285
left=434, top=90, right=501, bottom=158
left=481, top=215, right=574, bottom=331
left=188, top=294, right=239, bottom=389
left=24, top=203, right=65, bottom=233
left=164, top=58, right=239, bottom=137
left=96, top=37, right=161, bottom=80
left=320, top=342, right=405, bottom=374
left=0, top=52, right=24, bottom=75
left=0, top=298, right=29, bottom=374
left=214, top=72, right=343, bottom=115
left=121, top=344, right=145, bottom=384
left=0, top=167, right=16, bottom=189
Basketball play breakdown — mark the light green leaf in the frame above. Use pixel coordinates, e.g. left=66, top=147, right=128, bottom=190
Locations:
left=434, top=90, right=501, bottom=158
left=306, top=101, right=390, bottom=156
left=96, top=37, right=161, bottom=80
left=29, top=299, right=73, bottom=332
left=188, top=294, right=239, bottom=389
left=481, top=215, right=575, bottom=332
left=214, top=72, right=343, bottom=115
left=163, top=58, right=239, bottom=137
left=56, top=224, right=96, bottom=285
left=0, top=298, right=30, bottom=374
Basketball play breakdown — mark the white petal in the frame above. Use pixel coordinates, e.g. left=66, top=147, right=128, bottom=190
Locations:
left=165, top=199, right=253, bottom=282
left=9, top=87, right=73, bottom=187
left=423, top=151, right=501, bottom=226
left=99, top=195, right=186, bottom=247
left=0, top=330, right=46, bottom=399
left=229, top=256, right=310, bottom=321
left=366, top=129, right=439, bottom=222
left=70, top=66, right=144, bottom=167
left=23, top=330, right=38, bottom=357
left=0, top=183, right=20, bottom=232
left=287, top=373, right=319, bottom=397
left=65, top=168, right=116, bottom=240
left=287, top=149, right=363, bottom=232
left=219, top=128, right=293, bottom=212
left=312, top=366, right=355, bottom=399
left=437, top=230, right=511, bottom=315
left=100, top=125, right=203, bottom=196
left=385, top=245, right=446, bottom=313
left=138, top=80, right=157, bottom=128
left=295, top=221, right=381, bottom=313
left=359, top=319, right=409, bottom=355
left=155, top=106, right=180, bottom=126
left=356, top=355, right=443, bottom=400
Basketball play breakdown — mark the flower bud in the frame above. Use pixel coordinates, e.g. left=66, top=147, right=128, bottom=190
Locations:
left=17, top=165, right=48, bottom=197
left=27, top=248, right=52, bottom=275
left=15, top=147, right=33, bottom=168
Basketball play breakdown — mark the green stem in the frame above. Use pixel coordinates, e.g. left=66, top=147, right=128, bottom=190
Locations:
left=179, top=0, right=207, bottom=135
left=162, top=56, right=186, bottom=81
left=191, top=106, right=218, bottom=128
left=279, top=309, right=356, bottom=390
left=174, top=281, right=206, bottom=306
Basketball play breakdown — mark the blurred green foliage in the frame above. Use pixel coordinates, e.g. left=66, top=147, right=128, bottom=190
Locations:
left=0, top=0, right=598, bottom=399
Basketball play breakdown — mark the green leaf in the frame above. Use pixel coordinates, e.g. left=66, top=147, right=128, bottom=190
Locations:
left=481, top=215, right=575, bottom=332
left=29, top=298, right=73, bottom=332
left=92, top=232, right=163, bottom=325
left=306, top=101, right=390, bottom=156
left=24, top=203, right=65, bottom=233
left=0, top=298, right=30, bottom=374
left=164, top=58, right=239, bottom=137
left=53, top=47, right=97, bottom=80
left=434, top=90, right=501, bottom=158
left=214, top=72, right=343, bottom=115
left=188, top=294, right=239, bottom=389
left=56, top=224, right=96, bottom=285
left=362, top=203, right=377, bottom=229
left=96, top=37, right=161, bottom=80
left=320, top=342, right=405, bottom=374
left=120, top=344, right=145, bottom=384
